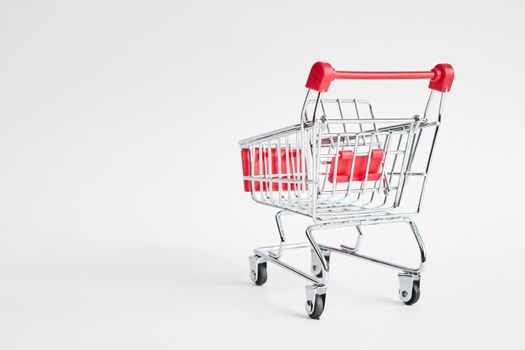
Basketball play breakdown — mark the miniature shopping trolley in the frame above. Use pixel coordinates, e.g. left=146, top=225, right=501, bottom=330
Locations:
left=239, top=62, right=454, bottom=319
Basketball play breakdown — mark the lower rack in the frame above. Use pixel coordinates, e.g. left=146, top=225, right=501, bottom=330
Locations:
left=248, top=210, right=426, bottom=319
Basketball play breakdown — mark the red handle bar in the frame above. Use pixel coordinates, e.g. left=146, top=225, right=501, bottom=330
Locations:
left=305, top=62, right=454, bottom=93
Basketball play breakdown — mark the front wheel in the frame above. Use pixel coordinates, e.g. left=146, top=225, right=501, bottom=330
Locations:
left=305, top=294, right=325, bottom=319
left=401, top=283, right=420, bottom=305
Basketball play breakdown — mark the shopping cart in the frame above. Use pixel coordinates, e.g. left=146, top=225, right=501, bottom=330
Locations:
left=239, top=62, right=454, bottom=319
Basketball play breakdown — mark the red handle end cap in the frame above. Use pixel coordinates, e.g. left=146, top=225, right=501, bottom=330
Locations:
left=429, top=64, right=454, bottom=92
left=305, top=62, right=336, bottom=92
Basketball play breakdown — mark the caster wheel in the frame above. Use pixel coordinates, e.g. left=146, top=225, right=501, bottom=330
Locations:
left=398, top=273, right=421, bottom=305
left=249, top=257, right=267, bottom=286
left=401, top=282, right=420, bottom=305
left=311, top=250, right=330, bottom=278
left=305, top=294, right=325, bottom=319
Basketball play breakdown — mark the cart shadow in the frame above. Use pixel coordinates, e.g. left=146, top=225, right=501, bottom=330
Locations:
left=228, top=277, right=402, bottom=318
left=148, top=245, right=402, bottom=317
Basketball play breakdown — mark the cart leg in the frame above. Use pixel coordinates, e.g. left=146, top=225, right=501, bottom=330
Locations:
left=311, top=248, right=331, bottom=278
left=397, top=218, right=424, bottom=305
left=304, top=225, right=330, bottom=318
left=305, top=225, right=330, bottom=285
left=404, top=218, right=427, bottom=273
left=305, top=225, right=330, bottom=320
left=269, top=210, right=289, bottom=259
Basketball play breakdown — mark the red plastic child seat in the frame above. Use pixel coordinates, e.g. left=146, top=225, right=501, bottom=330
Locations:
left=328, top=149, right=384, bottom=183
left=241, top=148, right=303, bottom=192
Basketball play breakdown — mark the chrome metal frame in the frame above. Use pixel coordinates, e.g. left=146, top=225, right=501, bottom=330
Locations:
left=241, top=88, right=446, bottom=315
left=252, top=212, right=426, bottom=285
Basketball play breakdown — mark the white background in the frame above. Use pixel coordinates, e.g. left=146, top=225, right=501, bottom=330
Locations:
left=1, top=0, right=524, bottom=349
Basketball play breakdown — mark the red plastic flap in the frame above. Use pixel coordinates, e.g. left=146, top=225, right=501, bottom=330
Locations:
left=241, top=148, right=252, bottom=191
left=328, top=149, right=384, bottom=183
left=241, top=148, right=303, bottom=192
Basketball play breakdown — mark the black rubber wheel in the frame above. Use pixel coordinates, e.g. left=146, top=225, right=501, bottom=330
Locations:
left=306, top=294, right=325, bottom=319
left=402, top=282, right=420, bottom=305
left=254, top=262, right=267, bottom=286
left=315, top=253, right=330, bottom=278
